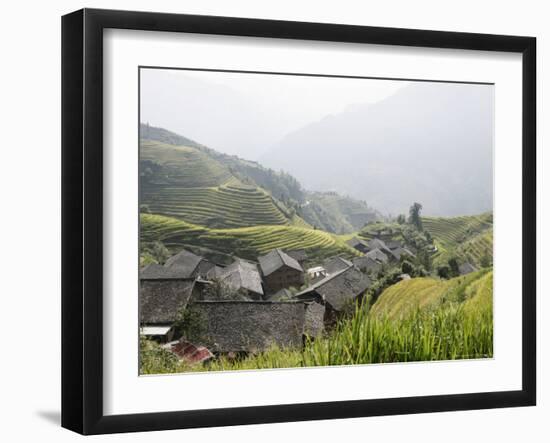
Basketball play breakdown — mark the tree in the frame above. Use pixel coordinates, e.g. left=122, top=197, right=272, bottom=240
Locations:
left=437, top=265, right=450, bottom=279
left=396, top=214, right=406, bottom=224
left=480, top=251, right=492, bottom=268
left=202, top=278, right=249, bottom=301
left=401, top=260, right=414, bottom=275
left=417, top=249, right=433, bottom=271
left=448, top=257, right=460, bottom=278
left=424, top=230, right=433, bottom=244
left=408, top=202, right=423, bottom=231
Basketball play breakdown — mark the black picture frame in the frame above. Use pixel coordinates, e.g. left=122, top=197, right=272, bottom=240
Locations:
left=61, top=8, right=536, bottom=435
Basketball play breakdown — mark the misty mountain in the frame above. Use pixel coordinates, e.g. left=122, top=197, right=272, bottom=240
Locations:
left=261, top=82, right=494, bottom=217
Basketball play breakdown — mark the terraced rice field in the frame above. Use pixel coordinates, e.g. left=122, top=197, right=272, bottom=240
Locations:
left=422, top=213, right=492, bottom=252
left=140, top=141, right=231, bottom=187
left=422, top=213, right=493, bottom=265
left=141, top=140, right=292, bottom=228
left=141, top=183, right=288, bottom=228
left=141, top=213, right=358, bottom=263
left=456, top=229, right=493, bottom=265
left=370, top=269, right=492, bottom=320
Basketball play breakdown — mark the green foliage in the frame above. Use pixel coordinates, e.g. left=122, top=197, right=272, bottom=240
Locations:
left=448, top=257, right=460, bottom=278
left=401, top=260, right=414, bottom=275
left=396, top=214, right=406, bottom=224
left=172, top=305, right=205, bottom=339
left=480, top=251, right=492, bottom=268
left=139, top=336, right=180, bottom=374
left=408, top=202, right=423, bottom=231
left=140, top=240, right=170, bottom=266
left=437, top=265, right=450, bottom=279
left=201, top=278, right=250, bottom=301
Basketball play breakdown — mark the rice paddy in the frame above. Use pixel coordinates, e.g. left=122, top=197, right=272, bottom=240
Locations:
left=141, top=213, right=358, bottom=263
left=422, top=213, right=493, bottom=266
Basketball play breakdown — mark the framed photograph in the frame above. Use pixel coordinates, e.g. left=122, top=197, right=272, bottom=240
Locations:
left=61, top=8, right=536, bottom=435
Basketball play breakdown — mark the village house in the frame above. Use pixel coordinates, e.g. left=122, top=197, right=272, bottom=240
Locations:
left=365, top=248, right=390, bottom=264
left=459, top=262, right=478, bottom=275
left=139, top=265, right=200, bottom=343
left=295, top=266, right=371, bottom=323
left=258, top=249, right=305, bottom=294
left=352, top=255, right=382, bottom=274
left=204, top=258, right=264, bottom=300
left=323, top=256, right=353, bottom=275
left=164, top=248, right=215, bottom=279
left=390, top=246, right=416, bottom=261
left=183, top=300, right=325, bottom=354
left=285, top=249, right=308, bottom=267
left=384, top=239, right=403, bottom=250
left=366, top=238, right=395, bottom=258
left=346, top=237, right=370, bottom=253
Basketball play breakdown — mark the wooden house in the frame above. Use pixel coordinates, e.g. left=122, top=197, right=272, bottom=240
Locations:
left=295, top=266, right=371, bottom=322
left=258, top=249, right=305, bottom=294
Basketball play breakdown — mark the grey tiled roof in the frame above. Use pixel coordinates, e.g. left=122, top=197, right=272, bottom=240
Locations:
left=217, top=259, right=264, bottom=296
left=365, top=248, right=389, bottom=263
left=258, top=249, right=303, bottom=276
left=352, top=255, right=382, bottom=273
left=286, top=249, right=308, bottom=262
left=139, top=279, right=195, bottom=324
left=296, top=266, right=371, bottom=311
left=323, top=256, right=353, bottom=275
left=185, top=300, right=322, bottom=353
left=140, top=263, right=189, bottom=280
left=164, top=248, right=204, bottom=278
left=347, top=237, right=369, bottom=249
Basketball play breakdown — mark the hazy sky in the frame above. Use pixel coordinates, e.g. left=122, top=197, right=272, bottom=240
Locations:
left=139, top=68, right=493, bottom=216
left=140, top=68, right=409, bottom=159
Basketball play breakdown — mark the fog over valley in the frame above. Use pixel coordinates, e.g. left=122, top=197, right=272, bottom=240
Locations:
left=141, top=69, right=493, bottom=217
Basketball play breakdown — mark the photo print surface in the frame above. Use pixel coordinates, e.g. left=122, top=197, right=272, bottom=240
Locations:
left=138, top=67, right=494, bottom=374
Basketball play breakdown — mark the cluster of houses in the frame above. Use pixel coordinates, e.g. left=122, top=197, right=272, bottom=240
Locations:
left=139, top=234, right=421, bottom=363
left=140, top=233, right=476, bottom=364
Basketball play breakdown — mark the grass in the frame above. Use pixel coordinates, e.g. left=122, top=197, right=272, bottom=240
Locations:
left=140, top=270, right=493, bottom=374
left=141, top=213, right=359, bottom=263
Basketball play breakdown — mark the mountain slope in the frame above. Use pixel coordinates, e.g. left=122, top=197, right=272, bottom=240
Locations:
left=422, top=212, right=493, bottom=266
left=261, top=82, right=494, bottom=217
left=140, top=124, right=381, bottom=232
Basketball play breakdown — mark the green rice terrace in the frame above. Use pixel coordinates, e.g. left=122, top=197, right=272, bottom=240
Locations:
left=141, top=140, right=293, bottom=228
left=141, top=213, right=358, bottom=264
left=422, top=213, right=493, bottom=266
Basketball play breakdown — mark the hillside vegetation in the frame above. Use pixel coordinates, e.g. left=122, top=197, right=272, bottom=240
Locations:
left=422, top=212, right=493, bottom=266
left=141, top=213, right=358, bottom=265
left=141, top=141, right=295, bottom=228
left=140, top=124, right=381, bottom=233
